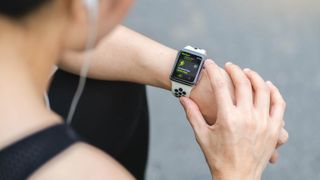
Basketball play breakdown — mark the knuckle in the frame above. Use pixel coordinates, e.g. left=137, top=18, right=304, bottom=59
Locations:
left=281, top=100, right=287, bottom=108
left=277, top=100, right=286, bottom=109
left=215, top=79, right=227, bottom=89
left=246, top=121, right=257, bottom=131
left=280, top=129, right=289, bottom=143
left=285, top=133, right=289, bottom=142
left=279, top=136, right=289, bottom=145
left=243, top=116, right=258, bottom=132
left=243, top=109, right=253, bottom=119
left=219, top=114, right=236, bottom=131
left=205, top=60, right=215, bottom=68
left=222, top=110, right=236, bottom=122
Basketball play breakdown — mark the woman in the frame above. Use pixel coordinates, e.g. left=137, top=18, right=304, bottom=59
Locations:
left=0, top=0, right=287, bottom=179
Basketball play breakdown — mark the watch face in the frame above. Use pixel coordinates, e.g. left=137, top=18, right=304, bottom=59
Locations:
left=171, top=51, right=204, bottom=84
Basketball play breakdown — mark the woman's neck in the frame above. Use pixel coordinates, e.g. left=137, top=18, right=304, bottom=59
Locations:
left=0, top=18, right=63, bottom=149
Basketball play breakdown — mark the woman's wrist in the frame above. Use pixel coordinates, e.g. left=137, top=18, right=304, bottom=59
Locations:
left=206, top=159, right=260, bottom=180
left=156, top=48, right=178, bottom=90
left=213, top=170, right=260, bottom=180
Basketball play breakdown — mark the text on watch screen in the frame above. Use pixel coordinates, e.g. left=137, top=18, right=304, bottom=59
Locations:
left=172, top=52, right=202, bottom=82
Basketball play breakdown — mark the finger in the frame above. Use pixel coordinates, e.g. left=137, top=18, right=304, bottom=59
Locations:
left=276, top=128, right=289, bottom=148
left=180, top=97, right=208, bottom=131
left=267, top=82, right=286, bottom=122
left=225, top=62, right=253, bottom=109
left=204, top=60, right=234, bottom=113
left=270, top=128, right=289, bottom=165
left=269, top=151, right=279, bottom=164
left=243, top=69, right=270, bottom=115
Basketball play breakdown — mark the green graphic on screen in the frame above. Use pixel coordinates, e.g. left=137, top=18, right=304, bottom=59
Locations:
left=172, top=51, right=202, bottom=82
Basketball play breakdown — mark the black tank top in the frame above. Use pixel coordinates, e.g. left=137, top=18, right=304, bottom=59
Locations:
left=48, top=69, right=149, bottom=180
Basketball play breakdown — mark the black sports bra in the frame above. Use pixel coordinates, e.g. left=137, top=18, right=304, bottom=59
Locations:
left=0, top=124, right=80, bottom=180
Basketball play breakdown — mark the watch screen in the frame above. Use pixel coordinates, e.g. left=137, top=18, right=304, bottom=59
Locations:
left=172, top=51, right=203, bottom=83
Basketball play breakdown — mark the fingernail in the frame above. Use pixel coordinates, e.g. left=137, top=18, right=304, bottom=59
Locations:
left=243, top=68, right=251, bottom=73
left=280, top=129, right=289, bottom=140
left=225, top=62, right=233, bottom=66
left=266, top=81, right=273, bottom=85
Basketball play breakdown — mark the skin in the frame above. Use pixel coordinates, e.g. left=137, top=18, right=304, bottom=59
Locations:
left=0, top=0, right=288, bottom=179
left=59, top=25, right=288, bottom=163
left=180, top=61, right=286, bottom=180
left=0, top=0, right=134, bottom=179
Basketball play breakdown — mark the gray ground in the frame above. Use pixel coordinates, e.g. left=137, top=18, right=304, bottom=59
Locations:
left=124, top=0, right=320, bottom=179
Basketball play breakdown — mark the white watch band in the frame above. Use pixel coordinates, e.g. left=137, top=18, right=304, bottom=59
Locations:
left=184, top=45, right=207, bottom=55
left=172, top=81, right=193, bottom=97
left=171, top=46, right=206, bottom=98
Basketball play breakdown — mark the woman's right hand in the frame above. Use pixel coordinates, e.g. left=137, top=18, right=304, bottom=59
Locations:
left=180, top=61, right=286, bottom=180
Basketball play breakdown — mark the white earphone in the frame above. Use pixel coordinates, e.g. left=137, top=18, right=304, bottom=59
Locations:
left=83, top=0, right=99, bottom=22
left=66, top=0, right=100, bottom=125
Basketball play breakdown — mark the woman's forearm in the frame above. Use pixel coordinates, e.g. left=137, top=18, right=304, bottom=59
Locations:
left=57, top=25, right=229, bottom=125
left=58, top=25, right=177, bottom=90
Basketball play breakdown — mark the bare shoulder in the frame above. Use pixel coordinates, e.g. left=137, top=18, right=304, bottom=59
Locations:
left=29, top=142, right=135, bottom=180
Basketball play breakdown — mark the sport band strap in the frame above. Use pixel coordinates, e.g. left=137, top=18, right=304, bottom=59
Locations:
left=171, top=46, right=207, bottom=98
left=172, top=81, right=193, bottom=97
left=0, top=124, right=80, bottom=180
left=184, top=45, right=207, bottom=55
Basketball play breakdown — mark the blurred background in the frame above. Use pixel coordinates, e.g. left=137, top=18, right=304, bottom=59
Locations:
left=124, top=0, right=320, bottom=179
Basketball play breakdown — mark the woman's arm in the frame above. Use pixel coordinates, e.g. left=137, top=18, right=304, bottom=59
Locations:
left=57, top=25, right=288, bottom=162
left=58, top=25, right=230, bottom=125
left=59, top=25, right=175, bottom=90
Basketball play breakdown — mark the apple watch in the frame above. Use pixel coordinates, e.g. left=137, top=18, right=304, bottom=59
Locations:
left=170, top=46, right=207, bottom=98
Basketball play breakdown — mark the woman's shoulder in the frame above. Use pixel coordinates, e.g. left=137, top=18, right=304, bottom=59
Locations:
left=29, top=142, right=135, bottom=180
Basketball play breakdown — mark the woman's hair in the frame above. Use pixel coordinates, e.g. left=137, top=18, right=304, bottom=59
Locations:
left=0, top=0, right=50, bottom=18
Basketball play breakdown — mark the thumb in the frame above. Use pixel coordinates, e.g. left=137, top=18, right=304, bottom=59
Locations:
left=180, top=97, right=208, bottom=132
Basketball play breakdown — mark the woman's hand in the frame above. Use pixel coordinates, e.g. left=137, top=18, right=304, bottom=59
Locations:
left=190, top=63, right=235, bottom=125
left=189, top=60, right=288, bottom=165
left=180, top=61, right=286, bottom=180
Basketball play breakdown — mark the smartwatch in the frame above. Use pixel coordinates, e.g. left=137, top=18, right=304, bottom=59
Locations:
left=170, top=46, right=207, bottom=98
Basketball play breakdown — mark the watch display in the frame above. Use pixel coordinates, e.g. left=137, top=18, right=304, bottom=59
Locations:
left=171, top=51, right=204, bottom=84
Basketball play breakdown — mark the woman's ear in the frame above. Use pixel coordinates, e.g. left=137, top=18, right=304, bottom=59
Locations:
left=63, top=0, right=92, bottom=51
left=70, top=0, right=88, bottom=23
left=62, top=0, right=134, bottom=52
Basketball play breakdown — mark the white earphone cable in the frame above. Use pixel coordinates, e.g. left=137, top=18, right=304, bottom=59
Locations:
left=66, top=1, right=99, bottom=125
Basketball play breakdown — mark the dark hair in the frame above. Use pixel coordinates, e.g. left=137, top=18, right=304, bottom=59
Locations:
left=0, top=0, right=50, bottom=18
